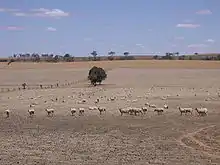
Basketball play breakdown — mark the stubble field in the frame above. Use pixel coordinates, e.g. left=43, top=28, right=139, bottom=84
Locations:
left=0, top=60, right=220, bottom=165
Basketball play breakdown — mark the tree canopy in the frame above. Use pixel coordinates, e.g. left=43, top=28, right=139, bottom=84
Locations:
left=88, top=66, right=107, bottom=86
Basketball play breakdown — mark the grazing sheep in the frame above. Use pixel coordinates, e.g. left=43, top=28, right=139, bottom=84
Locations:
left=28, top=108, right=35, bottom=116
left=149, top=104, right=156, bottom=108
left=154, top=108, right=164, bottom=115
left=145, top=102, right=149, bottom=106
left=95, top=98, right=99, bottom=104
left=70, top=108, right=77, bottom=116
left=195, top=107, right=208, bottom=116
left=141, top=107, right=148, bottom=114
left=89, top=106, right=98, bottom=110
left=45, top=108, right=54, bottom=116
left=110, top=96, right=116, bottom=101
left=30, top=104, right=35, bottom=108
left=5, top=109, right=10, bottom=118
left=164, top=104, right=168, bottom=109
left=79, top=108, right=85, bottom=115
left=178, top=107, right=193, bottom=115
left=132, top=107, right=143, bottom=116
left=118, top=107, right=129, bottom=116
left=98, top=107, right=106, bottom=115
left=132, top=99, right=138, bottom=103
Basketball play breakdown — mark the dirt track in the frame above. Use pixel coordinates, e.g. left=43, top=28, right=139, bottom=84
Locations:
left=0, top=61, right=220, bottom=165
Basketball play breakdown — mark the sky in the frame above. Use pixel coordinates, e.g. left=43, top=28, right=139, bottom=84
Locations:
left=0, top=0, right=219, bottom=57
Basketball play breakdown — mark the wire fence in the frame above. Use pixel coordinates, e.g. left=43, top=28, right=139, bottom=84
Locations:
left=0, top=68, right=114, bottom=94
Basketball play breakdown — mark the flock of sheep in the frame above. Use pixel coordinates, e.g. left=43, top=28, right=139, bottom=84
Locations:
left=3, top=93, right=209, bottom=119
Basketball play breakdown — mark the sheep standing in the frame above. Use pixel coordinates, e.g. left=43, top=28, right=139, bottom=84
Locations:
left=95, top=98, right=99, bottom=104
left=154, top=108, right=164, bottom=115
left=70, top=108, right=76, bottom=116
left=133, top=108, right=143, bottom=116
left=5, top=109, right=10, bottom=118
left=79, top=108, right=85, bottom=115
left=149, top=104, right=156, bottom=108
left=28, top=108, right=35, bottom=117
left=98, top=107, right=106, bottom=115
left=118, top=108, right=129, bottom=116
left=141, top=107, right=148, bottom=114
left=195, top=108, right=208, bottom=116
left=178, top=107, right=193, bottom=115
left=45, top=108, right=54, bottom=117
left=164, top=104, right=168, bottom=109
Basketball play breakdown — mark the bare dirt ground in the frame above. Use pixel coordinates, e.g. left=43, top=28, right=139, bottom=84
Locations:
left=0, top=61, right=220, bottom=165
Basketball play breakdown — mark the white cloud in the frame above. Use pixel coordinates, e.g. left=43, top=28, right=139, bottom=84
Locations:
left=188, top=44, right=208, bottom=48
left=206, top=39, right=215, bottom=43
left=176, top=23, right=200, bottom=28
left=13, top=12, right=27, bottom=16
left=0, top=26, right=24, bottom=31
left=175, top=36, right=184, bottom=40
left=135, top=43, right=145, bottom=48
left=0, top=8, right=20, bottom=12
left=84, top=37, right=92, bottom=41
left=196, top=9, right=212, bottom=15
left=14, top=8, right=69, bottom=18
left=183, top=19, right=193, bottom=23
left=46, top=27, right=57, bottom=31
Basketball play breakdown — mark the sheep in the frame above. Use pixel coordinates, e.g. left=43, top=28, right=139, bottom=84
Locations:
left=98, top=107, right=106, bottom=115
left=154, top=108, right=164, bottom=115
left=127, top=107, right=143, bottom=116
left=118, top=107, right=130, bottom=116
left=28, top=108, right=35, bottom=116
left=45, top=108, right=54, bottom=116
left=70, top=108, right=77, bottom=116
left=30, top=104, right=35, bottom=108
left=5, top=109, right=10, bottom=118
left=132, top=99, right=138, bottom=103
left=79, top=108, right=85, bottom=115
left=141, top=107, right=148, bottom=114
left=89, top=106, right=98, bottom=110
left=145, top=102, right=149, bottom=106
left=178, top=107, right=193, bottom=115
left=110, top=96, right=116, bottom=101
left=164, top=104, right=168, bottom=109
left=149, top=104, right=157, bottom=108
left=195, top=107, right=208, bottom=116
left=95, top=98, right=99, bottom=104
left=133, top=107, right=143, bottom=116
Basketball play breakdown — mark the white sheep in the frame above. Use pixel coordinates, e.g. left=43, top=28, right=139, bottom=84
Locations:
left=45, top=108, right=54, bottom=116
left=145, top=102, right=149, bottom=106
left=178, top=107, right=193, bottom=115
left=154, top=108, right=164, bottom=115
left=79, top=108, right=85, bottom=115
left=118, top=107, right=130, bottom=116
left=195, top=107, right=208, bottom=116
left=30, top=104, right=35, bottom=108
left=164, top=104, right=168, bottom=109
left=98, top=107, right=106, bottom=115
left=132, top=107, right=143, bottom=116
left=141, top=107, right=148, bottom=114
left=89, top=106, right=98, bottom=110
left=28, top=108, right=35, bottom=116
left=95, top=98, right=99, bottom=104
left=149, top=104, right=157, bottom=108
left=5, top=109, right=10, bottom=118
left=70, top=108, right=77, bottom=116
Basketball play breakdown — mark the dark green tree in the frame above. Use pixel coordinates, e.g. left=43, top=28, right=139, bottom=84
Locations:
left=88, top=66, right=107, bottom=86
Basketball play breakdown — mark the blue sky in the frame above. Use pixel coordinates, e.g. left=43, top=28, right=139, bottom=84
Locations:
left=0, top=0, right=219, bottom=57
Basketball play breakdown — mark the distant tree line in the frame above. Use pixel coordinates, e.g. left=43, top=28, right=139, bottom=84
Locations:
left=2, top=51, right=220, bottom=63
